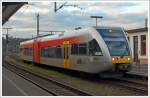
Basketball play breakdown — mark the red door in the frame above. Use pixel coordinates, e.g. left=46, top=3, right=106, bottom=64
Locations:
left=33, top=38, right=40, bottom=63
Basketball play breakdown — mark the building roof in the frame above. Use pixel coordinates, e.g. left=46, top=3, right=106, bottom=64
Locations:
left=2, top=2, right=27, bottom=25
left=126, top=27, right=148, bottom=33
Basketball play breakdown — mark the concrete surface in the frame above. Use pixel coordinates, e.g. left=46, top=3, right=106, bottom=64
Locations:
left=2, top=67, right=53, bottom=96
left=128, top=64, right=148, bottom=77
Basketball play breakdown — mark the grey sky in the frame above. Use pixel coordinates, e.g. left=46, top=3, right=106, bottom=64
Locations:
left=3, top=1, right=148, bottom=38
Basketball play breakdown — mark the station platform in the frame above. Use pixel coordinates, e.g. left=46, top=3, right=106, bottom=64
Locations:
left=2, top=67, right=52, bottom=96
left=127, top=64, right=148, bottom=77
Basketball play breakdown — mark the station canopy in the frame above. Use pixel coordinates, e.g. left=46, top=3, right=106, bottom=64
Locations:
left=2, top=2, right=27, bottom=25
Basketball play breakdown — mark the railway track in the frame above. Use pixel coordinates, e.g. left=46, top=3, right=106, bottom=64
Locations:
left=105, top=77, right=148, bottom=95
left=3, top=61, right=95, bottom=96
left=3, top=57, right=148, bottom=96
left=94, top=72, right=148, bottom=95
left=84, top=76, right=148, bottom=96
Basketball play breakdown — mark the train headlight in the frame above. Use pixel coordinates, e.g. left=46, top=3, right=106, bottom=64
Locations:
left=112, top=58, right=115, bottom=61
left=127, top=57, right=131, bottom=60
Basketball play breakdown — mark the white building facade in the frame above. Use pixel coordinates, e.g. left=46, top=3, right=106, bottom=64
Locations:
left=127, top=27, right=148, bottom=64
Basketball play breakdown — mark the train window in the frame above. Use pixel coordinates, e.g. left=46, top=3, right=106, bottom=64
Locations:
left=89, top=39, right=103, bottom=56
left=49, top=46, right=55, bottom=58
left=41, top=47, right=44, bottom=57
left=23, top=48, right=26, bottom=55
left=29, top=48, right=33, bottom=56
left=40, top=47, right=44, bottom=57
left=45, top=46, right=49, bottom=57
left=41, top=46, right=49, bottom=57
left=29, top=48, right=32, bottom=56
left=79, top=43, right=86, bottom=47
left=56, top=46, right=62, bottom=58
left=25, top=48, right=27, bottom=55
left=24, top=48, right=26, bottom=55
left=20, top=48, right=23, bottom=52
left=23, top=48, right=33, bottom=56
left=71, top=44, right=78, bottom=55
left=41, top=46, right=62, bottom=58
left=97, top=29, right=124, bottom=39
left=78, top=43, right=87, bottom=55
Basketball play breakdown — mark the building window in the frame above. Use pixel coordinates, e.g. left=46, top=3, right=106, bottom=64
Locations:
left=141, top=35, right=146, bottom=56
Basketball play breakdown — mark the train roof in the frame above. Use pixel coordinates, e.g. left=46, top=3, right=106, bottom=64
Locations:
left=20, top=27, right=92, bottom=45
left=20, top=26, right=123, bottom=45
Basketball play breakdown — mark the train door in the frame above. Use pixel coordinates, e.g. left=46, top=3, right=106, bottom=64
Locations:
left=133, top=36, right=138, bottom=63
left=63, top=41, right=70, bottom=68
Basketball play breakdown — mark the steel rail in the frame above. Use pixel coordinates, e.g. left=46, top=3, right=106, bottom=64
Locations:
left=3, top=61, right=95, bottom=96
left=104, top=77, right=148, bottom=94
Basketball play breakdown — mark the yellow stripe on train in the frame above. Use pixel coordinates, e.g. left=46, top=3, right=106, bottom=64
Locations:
left=111, top=56, right=132, bottom=64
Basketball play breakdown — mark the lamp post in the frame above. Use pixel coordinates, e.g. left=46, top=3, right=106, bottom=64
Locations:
left=37, top=13, right=39, bottom=37
left=90, top=16, right=103, bottom=27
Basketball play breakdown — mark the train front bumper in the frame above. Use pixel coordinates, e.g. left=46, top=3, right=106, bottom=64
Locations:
left=111, top=56, right=132, bottom=72
left=111, top=56, right=132, bottom=64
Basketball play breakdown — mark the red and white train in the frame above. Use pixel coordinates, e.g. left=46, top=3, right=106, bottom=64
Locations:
left=19, top=27, right=132, bottom=74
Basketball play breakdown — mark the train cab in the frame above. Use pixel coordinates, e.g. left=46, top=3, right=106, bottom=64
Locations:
left=95, top=27, right=132, bottom=72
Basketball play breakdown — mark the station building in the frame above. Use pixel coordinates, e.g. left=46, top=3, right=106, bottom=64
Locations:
left=126, top=27, right=148, bottom=65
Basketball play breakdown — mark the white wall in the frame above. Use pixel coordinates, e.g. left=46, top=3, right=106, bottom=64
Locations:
left=128, top=31, right=148, bottom=60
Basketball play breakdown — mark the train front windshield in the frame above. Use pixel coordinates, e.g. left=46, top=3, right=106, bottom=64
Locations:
left=97, top=28, right=130, bottom=56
